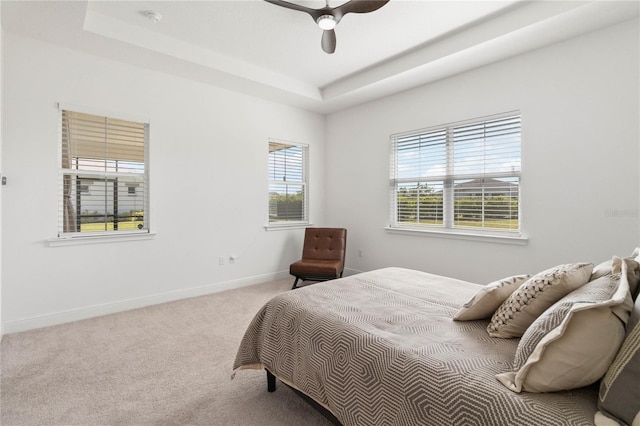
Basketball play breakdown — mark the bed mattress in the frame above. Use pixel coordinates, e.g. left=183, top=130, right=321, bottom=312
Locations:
left=233, top=267, right=598, bottom=426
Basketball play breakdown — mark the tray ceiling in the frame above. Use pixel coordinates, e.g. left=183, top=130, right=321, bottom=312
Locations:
left=2, top=1, right=638, bottom=113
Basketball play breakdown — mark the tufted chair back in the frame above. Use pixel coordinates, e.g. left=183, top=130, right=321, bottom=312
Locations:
left=301, top=228, right=347, bottom=261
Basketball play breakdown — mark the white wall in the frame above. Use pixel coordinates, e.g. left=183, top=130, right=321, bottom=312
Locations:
left=1, top=34, right=326, bottom=333
left=2, top=17, right=638, bottom=335
left=0, top=4, right=4, bottom=338
left=326, top=18, right=640, bottom=284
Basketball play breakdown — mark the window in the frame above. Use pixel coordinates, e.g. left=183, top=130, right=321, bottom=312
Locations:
left=268, top=140, right=308, bottom=225
left=389, top=112, right=521, bottom=236
left=58, top=108, right=149, bottom=237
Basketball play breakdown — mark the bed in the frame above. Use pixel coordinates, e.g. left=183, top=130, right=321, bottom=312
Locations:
left=233, top=265, right=639, bottom=426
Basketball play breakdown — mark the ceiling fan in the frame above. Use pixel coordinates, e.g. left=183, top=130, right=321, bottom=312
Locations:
left=264, top=0, right=390, bottom=54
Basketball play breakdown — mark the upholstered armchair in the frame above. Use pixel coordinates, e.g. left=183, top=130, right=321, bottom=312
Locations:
left=289, top=228, right=347, bottom=289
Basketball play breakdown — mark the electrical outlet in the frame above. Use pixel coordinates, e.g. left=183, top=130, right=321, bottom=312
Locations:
left=218, top=257, right=225, bottom=266
left=229, top=255, right=237, bottom=264
left=358, top=249, right=363, bottom=258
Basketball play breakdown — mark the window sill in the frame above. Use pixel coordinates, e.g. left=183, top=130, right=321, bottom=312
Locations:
left=264, top=223, right=312, bottom=231
left=385, top=226, right=528, bottom=245
left=47, top=232, right=157, bottom=247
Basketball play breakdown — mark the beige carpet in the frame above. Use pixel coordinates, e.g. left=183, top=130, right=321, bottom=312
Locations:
left=1, top=279, right=333, bottom=426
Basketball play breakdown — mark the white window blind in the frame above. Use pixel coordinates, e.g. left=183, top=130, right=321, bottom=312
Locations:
left=268, top=140, right=308, bottom=224
left=58, top=109, right=149, bottom=237
left=390, top=112, right=521, bottom=235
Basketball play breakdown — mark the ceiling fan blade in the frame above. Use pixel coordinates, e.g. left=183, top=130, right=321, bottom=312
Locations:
left=263, top=0, right=323, bottom=21
left=336, top=0, right=390, bottom=16
left=321, top=29, right=336, bottom=54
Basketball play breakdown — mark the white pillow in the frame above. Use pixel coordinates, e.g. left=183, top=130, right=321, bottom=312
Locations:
left=453, top=275, right=531, bottom=321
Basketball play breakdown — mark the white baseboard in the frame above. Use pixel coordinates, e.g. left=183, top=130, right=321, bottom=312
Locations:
left=2, top=270, right=291, bottom=335
left=343, top=267, right=364, bottom=276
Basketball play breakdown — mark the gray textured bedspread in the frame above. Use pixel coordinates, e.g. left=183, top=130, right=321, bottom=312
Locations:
left=233, top=267, right=597, bottom=425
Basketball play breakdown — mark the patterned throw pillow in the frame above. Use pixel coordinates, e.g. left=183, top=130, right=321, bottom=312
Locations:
left=453, top=275, right=531, bottom=321
left=596, top=276, right=640, bottom=425
left=487, top=263, right=593, bottom=338
left=496, top=261, right=633, bottom=393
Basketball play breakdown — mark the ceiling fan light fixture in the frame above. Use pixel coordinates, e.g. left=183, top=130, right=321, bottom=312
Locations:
left=317, top=15, right=336, bottom=30
left=265, top=0, right=390, bottom=53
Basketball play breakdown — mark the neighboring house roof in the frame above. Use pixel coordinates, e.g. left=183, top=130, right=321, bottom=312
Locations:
left=454, top=178, right=519, bottom=196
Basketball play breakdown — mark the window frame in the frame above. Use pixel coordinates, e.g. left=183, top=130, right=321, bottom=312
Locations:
left=265, top=139, right=310, bottom=230
left=52, top=103, right=152, bottom=245
left=388, top=111, right=526, bottom=243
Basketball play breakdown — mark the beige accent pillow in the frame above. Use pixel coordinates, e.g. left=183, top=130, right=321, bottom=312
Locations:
left=590, top=248, right=639, bottom=279
left=487, top=263, right=593, bottom=338
left=591, top=260, right=614, bottom=281
left=496, top=261, right=632, bottom=393
left=591, top=248, right=640, bottom=299
left=453, top=275, right=531, bottom=321
left=616, top=255, right=640, bottom=300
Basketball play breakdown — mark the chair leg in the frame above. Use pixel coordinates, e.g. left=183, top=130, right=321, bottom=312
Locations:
left=291, top=277, right=300, bottom=290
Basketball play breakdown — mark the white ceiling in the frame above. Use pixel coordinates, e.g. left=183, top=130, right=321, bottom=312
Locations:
left=1, top=0, right=638, bottom=114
